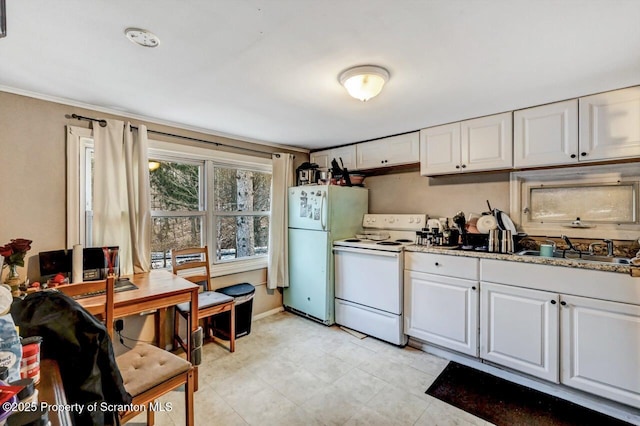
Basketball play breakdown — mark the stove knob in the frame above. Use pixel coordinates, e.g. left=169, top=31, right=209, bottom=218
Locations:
left=388, top=217, right=395, bottom=224
left=416, top=217, right=422, bottom=223
left=409, top=217, right=414, bottom=223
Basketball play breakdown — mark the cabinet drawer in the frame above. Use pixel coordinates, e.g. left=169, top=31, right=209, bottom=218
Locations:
left=405, top=252, right=478, bottom=280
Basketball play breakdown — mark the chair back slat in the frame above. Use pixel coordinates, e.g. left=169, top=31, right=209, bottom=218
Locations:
left=57, top=276, right=116, bottom=339
left=172, top=247, right=211, bottom=292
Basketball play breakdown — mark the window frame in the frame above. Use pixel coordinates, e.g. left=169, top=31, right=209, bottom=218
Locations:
left=67, top=126, right=273, bottom=277
left=149, top=139, right=272, bottom=277
left=148, top=154, right=207, bottom=270
left=510, top=164, right=640, bottom=240
left=209, top=163, right=272, bottom=264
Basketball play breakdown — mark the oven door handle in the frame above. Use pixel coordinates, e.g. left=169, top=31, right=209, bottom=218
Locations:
left=332, top=246, right=400, bottom=258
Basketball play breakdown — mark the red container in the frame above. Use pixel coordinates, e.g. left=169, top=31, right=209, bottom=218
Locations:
left=20, top=338, right=42, bottom=384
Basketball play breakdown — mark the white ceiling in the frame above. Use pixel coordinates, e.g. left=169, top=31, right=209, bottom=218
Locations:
left=1, top=1, right=639, bottom=150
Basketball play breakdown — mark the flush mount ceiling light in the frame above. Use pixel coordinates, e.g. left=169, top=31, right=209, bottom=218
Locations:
left=125, top=28, right=160, bottom=48
left=338, top=65, right=390, bottom=102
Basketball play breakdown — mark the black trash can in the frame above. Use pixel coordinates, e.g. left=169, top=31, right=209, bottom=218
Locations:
left=212, top=283, right=256, bottom=339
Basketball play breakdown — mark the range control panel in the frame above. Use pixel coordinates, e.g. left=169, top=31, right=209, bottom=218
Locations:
left=362, top=214, right=427, bottom=230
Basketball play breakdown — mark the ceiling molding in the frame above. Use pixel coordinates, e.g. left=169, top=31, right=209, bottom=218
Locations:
left=0, top=84, right=310, bottom=154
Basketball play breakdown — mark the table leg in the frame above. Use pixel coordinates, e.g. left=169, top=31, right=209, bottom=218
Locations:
left=155, top=307, right=168, bottom=350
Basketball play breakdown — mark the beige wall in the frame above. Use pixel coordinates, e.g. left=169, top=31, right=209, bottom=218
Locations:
left=0, top=91, right=296, bottom=321
left=365, top=168, right=511, bottom=218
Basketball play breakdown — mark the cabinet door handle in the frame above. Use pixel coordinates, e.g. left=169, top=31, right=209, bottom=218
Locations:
left=550, top=300, right=557, bottom=304
left=455, top=165, right=460, bottom=169
left=580, top=152, right=587, bottom=157
left=570, top=154, right=576, bottom=159
left=560, top=301, right=567, bottom=306
left=472, top=286, right=476, bottom=291
left=434, top=262, right=440, bottom=266
left=461, top=164, right=466, bottom=169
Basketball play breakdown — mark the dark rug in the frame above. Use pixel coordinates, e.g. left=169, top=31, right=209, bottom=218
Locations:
left=426, top=362, right=634, bottom=426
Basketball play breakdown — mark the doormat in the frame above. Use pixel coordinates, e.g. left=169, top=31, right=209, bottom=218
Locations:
left=426, top=362, right=633, bottom=426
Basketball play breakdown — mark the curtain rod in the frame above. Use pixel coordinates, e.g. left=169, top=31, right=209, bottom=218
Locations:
left=67, top=113, right=290, bottom=158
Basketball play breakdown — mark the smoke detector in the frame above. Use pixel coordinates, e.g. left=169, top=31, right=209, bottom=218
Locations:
left=125, top=28, right=160, bottom=48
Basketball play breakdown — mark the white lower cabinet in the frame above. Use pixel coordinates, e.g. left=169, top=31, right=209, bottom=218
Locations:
left=560, top=295, right=640, bottom=408
left=405, top=253, right=640, bottom=409
left=404, top=270, right=479, bottom=356
left=404, top=253, right=479, bottom=356
left=480, top=282, right=559, bottom=382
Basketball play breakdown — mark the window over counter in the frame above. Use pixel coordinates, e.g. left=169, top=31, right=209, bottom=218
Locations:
left=510, top=164, right=640, bottom=240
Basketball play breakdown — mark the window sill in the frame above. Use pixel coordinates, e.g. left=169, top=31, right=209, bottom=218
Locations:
left=211, top=257, right=267, bottom=277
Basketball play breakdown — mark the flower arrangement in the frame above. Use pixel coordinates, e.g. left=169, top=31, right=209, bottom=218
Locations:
left=0, top=238, right=32, bottom=268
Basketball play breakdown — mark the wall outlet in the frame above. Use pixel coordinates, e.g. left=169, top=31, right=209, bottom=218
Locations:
left=115, top=319, right=124, bottom=332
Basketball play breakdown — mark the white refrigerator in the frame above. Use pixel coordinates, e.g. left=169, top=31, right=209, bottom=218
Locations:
left=285, top=185, right=368, bottom=325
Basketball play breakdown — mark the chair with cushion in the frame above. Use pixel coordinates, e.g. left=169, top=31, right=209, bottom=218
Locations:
left=172, top=246, right=235, bottom=354
left=58, top=277, right=194, bottom=425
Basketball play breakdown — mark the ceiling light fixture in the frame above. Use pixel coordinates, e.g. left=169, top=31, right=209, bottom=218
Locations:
left=338, top=65, right=390, bottom=102
left=125, top=28, right=160, bottom=48
left=148, top=161, right=161, bottom=171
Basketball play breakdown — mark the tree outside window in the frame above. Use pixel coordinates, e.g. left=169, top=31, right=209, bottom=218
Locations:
left=213, top=167, right=271, bottom=262
left=149, top=160, right=272, bottom=268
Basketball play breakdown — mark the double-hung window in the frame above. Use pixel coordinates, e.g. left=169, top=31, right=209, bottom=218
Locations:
left=149, top=141, right=272, bottom=275
left=68, top=126, right=272, bottom=275
left=211, top=166, right=271, bottom=262
left=149, top=157, right=205, bottom=269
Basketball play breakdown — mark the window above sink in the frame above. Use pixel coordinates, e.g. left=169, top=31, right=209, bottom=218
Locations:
left=510, top=164, right=640, bottom=240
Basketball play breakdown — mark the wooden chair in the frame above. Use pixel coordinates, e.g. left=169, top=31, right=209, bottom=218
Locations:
left=172, top=246, right=236, bottom=354
left=58, top=277, right=194, bottom=425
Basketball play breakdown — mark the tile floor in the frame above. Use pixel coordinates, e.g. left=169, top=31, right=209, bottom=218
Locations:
left=130, top=311, right=493, bottom=425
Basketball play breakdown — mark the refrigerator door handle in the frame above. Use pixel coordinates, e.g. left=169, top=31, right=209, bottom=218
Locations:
left=320, top=191, right=327, bottom=230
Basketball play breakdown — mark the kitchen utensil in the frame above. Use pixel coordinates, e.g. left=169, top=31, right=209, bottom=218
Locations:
left=476, top=215, right=498, bottom=234
left=340, top=157, right=352, bottom=186
left=493, top=208, right=506, bottom=230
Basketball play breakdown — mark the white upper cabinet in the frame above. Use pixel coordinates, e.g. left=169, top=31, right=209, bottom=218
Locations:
left=579, top=86, right=640, bottom=162
left=355, top=132, right=419, bottom=170
left=514, top=100, right=579, bottom=167
left=420, top=112, right=512, bottom=175
left=419, top=123, right=461, bottom=175
left=310, top=145, right=357, bottom=171
left=309, top=150, right=330, bottom=169
left=462, top=112, right=513, bottom=172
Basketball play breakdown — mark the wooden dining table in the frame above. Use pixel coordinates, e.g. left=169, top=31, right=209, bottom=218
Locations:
left=75, top=269, right=200, bottom=371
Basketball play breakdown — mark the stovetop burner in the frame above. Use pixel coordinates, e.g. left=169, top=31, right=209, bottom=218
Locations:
left=344, top=238, right=361, bottom=242
left=377, top=241, right=402, bottom=246
left=395, top=239, right=413, bottom=243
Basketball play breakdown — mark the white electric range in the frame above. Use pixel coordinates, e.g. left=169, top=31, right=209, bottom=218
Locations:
left=333, top=214, right=426, bottom=345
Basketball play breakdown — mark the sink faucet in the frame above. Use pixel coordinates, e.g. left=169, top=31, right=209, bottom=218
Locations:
left=589, top=239, right=615, bottom=256
left=560, top=235, right=582, bottom=257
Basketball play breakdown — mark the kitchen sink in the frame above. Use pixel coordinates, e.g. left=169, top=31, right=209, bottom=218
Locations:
left=514, top=250, right=631, bottom=265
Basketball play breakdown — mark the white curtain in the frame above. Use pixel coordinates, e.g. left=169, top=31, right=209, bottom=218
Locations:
left=267, top=153, right=294, bottom=289
left=93, top=120, right=151, bottom=275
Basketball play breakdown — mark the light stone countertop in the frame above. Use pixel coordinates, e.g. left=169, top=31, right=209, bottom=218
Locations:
left=405, top=245, right=633, bottom=275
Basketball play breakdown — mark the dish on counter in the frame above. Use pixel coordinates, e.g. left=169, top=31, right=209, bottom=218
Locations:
left=476, top=215, right=498, bottom=234
left=498, top=211, right=516, bottom=233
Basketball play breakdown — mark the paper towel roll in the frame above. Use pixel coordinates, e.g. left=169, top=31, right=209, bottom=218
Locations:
left=72, top=244, right=83, bottom=283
